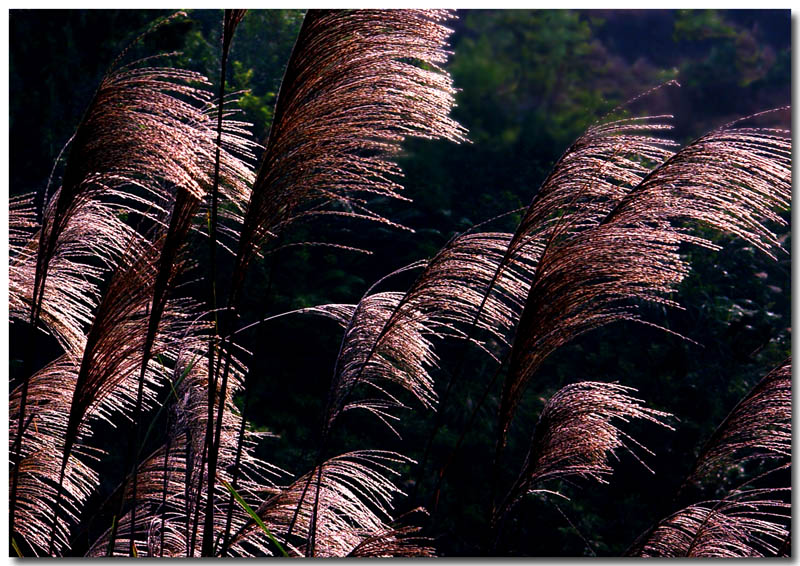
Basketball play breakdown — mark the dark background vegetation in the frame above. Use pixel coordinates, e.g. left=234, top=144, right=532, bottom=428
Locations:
left=9, top=9, right=791, bottom=556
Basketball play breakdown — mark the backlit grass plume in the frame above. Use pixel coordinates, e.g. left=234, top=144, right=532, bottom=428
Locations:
left=8, top=9, right=791, bottom=559
left=686, top=358, right=791, bottom=487
left=491, top=382, right=673, bottom=543
left=230, top=9, right=468, bottom=301
left=227, top=451, right=415, bottom=557
left=10, top=31, right=258, bottom=544
left=497, top=120, right=790, bottom=456
left=319, top=231, right=541, bottom=436
left=628, top=489, right=790, bottom=557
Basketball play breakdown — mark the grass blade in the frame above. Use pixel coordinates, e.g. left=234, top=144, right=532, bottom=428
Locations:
left=221, top=480, right=289, bottom=557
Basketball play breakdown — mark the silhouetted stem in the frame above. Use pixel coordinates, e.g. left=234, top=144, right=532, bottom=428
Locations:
left=200, top=10, right=234, bottom=556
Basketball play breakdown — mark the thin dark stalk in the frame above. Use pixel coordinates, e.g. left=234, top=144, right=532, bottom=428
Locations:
left=46, top=441, right=74, bottom=555
left=184, top=432, right=193, bottom=557
left=216, top=375, right=252, bottom=556
left=201, top=10, right=246, bottom=555
left=308, top=464, right=324, bottom=557
left=203, top=345, right=234, bottom=554
left=11, top=110, right=92, bottom=549
left=159, top=409, right=172, bottom=557
left=284, top=459, right=317, bottom=544
left=106, top=299, right=152, bottom=556
left=126, top=196, right=196, bottom=554
left=127, top=300, right=152, bottom=556
left=9, top=141, right=74, bottom=539
left=189, top=436, right=209, bottom=556
left=218, top=239, right=281, bottom=556
left=9, top=308, right=43, bottom=550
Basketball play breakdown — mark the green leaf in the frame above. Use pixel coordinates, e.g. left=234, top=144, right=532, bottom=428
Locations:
left=12, top=536, right=23, bottom=557
left=221, top=480, right=289, bottom=557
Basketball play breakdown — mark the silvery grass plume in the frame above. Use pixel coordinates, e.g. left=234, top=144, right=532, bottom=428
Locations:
left=628, top=488, right=790, bottom=557
left=686, top=358, right=791, bottom=488
left=30, top=60, right=243, bottom=318
left=14, top=34, right=255, bottom=359
left=10, top=21, right=260, bottom=544
left=86, top=439, right=193, bottom=557
left=486, top=117, right=789, bottom=541
left=450, top=113, right=679, bottom=374
left=8, top=193, right=37, bottom=247
left=626, top=360, right=793, bottom=558
left=418, top=110, right=681, bottom=494
left=431, top=112, right=679, bottom=387
left=227, top=451, right=422, bottom=557
left=9, top=261, right=202, bottom=555
left=491, top=382, right=673, bottom=543
left=8, top=99, right=254, bottom=356
left=293, top=229, right=542, bottom=554
left=229, top=9, right=468, bottom=302
left=85, top=343, right=280, bottom=557
left=346, top=524, right=435, bottom=557
left=171, top=342, right=281, bottom=558
left=497, top=117, right=791, bottom=458
left=10, top=200, right=143, bottom=355
left=202, top=10, right=469, bottom=555
left=317, top=231, right=541, bottom=437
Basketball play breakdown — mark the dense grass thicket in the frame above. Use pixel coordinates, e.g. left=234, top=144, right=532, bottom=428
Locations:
left=8, top=10, right=791, bottom=557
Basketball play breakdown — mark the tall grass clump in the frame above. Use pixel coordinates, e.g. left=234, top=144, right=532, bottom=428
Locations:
left=9, top=9, right=791, bottom=557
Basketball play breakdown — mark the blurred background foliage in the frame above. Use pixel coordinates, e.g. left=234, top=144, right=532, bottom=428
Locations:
left=9, top=9, right=791, bottom=556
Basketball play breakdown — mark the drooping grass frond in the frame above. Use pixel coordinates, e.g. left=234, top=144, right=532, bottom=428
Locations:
left=609, top=123, right=791, bottom=257
left=508, top=116, right=677, bottom=263
left=321, top=232, right=541, bottom=435
left=25, top=246, right=205, bottom=555
left=61, top=247, right=178, bottom=452
left=347, top=524, right=435, bottom=557
left=10, top=201, right=145, bottom=356
left=498, top=122, right=790, bottom=451
left=522, top=381, right=672, bottom=484
left=86, top=440, right=190, bottom=557
left=87, top=438, right=270, bottom=558
left=493, top=381, right=672, bottom=530
left=686, top=358, right=791, bottom=487
left=194, top=95, right=260, bottom=255
left=10, top=93, right=255, bottom=355
left=178, top=340, right=282, bottom=558
left=228, top=451, right=413, bottom=557
left=9, top=193, right=37, bottom=249
left=27, top=57, right=257, bottom=349
left=230, top=9, right=467, bottom=301
left=85, top=339, right=279, bottom=557
left=415, top=114, right=680, bottom=496
left=436, top=117, right=677, bottom=381
left=11, top=305, right=187, bottom=557
left=438, top=117, right=678, bottom=385
left=34, top=64, right=213, bottom=308
left=11, top=52, right=258, bottom=541
left=9, top=357, right=99, bottom=555
left=628, top=489, right=790, bottom=557
left=124, top=191, right=205, bottom=555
